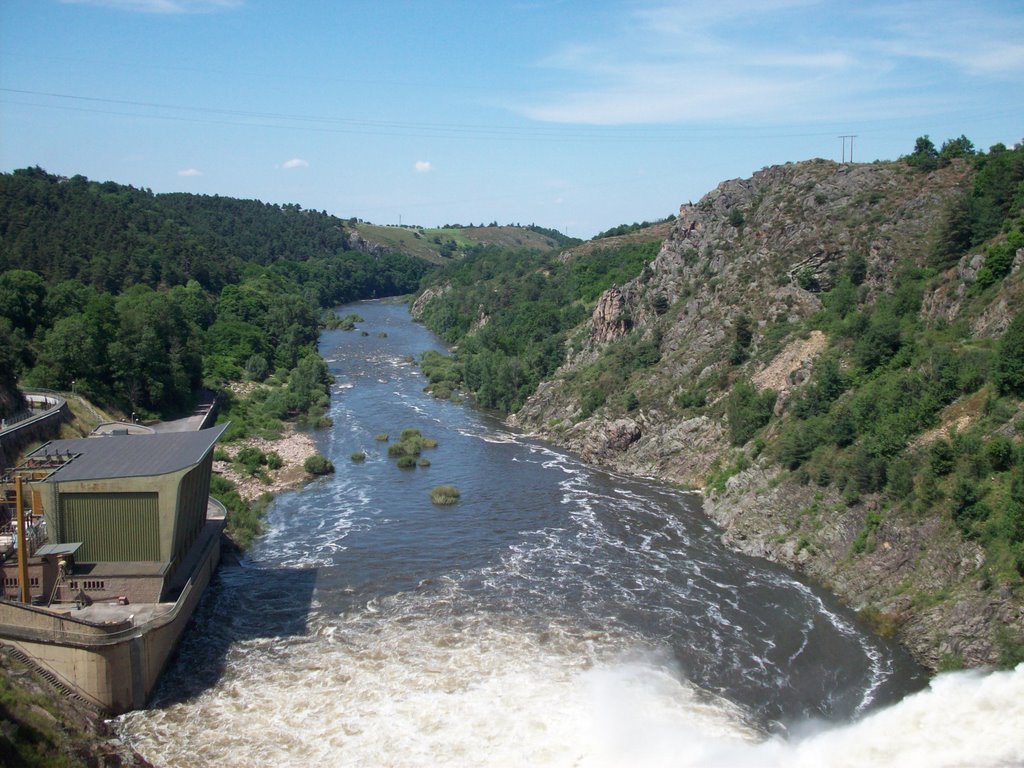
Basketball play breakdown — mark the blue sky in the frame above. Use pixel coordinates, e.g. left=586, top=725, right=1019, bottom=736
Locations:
left=1, top=0, right=1022, bottom=239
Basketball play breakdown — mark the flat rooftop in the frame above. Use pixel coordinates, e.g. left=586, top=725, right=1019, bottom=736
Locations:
left=27, top=423, right=228, bottom=482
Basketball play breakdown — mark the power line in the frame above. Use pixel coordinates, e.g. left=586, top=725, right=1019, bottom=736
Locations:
left=1, top=87, right=894, bottom=146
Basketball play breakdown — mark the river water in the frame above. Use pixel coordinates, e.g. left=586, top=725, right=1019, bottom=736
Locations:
left=116, top=300, right=1024, bottom=767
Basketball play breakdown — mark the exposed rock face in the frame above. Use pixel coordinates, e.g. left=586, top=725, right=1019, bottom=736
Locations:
left=409, top=282, right=451, bottom=319
left=346, top=229, right=391, bottom=258
left=590, top=287, right=630, bottom=344
left=751, top=330, right=827, bottom=409
left=506, top=158, right=1023, bottom=668
left=578, top=417, right=641, bottom=463
left=922, top=247, right=1024, bottom=337
left=515, top=159, right=968, bottom=486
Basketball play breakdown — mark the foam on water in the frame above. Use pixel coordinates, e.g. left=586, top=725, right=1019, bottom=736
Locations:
left=115, top=587, right=1024, bottom=768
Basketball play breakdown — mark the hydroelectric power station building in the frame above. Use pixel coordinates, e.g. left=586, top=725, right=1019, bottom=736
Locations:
left=0, top=424, right=228, bottom=713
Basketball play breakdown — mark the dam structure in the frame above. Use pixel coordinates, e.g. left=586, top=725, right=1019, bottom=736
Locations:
left=0, top=423, right=227, bottom=714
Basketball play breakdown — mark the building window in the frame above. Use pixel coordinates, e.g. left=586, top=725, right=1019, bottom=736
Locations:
left=29, top=577, right=39, bottom=587
left=4, top=577, right=17, bottom=588
left=69, top=581, right=79, bottom=590
left=83, top=580, right=105, bottom=591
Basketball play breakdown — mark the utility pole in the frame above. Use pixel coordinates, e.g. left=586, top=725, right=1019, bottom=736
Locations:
left=838, top=135, right=857, bottom=163
left=15, top=475, right=30, bottom=603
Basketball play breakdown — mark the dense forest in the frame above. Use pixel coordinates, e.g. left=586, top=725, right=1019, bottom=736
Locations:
left=0, top=167, right=432, bottom=419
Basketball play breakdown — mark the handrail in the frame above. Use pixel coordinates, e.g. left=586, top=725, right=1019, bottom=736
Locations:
left=0, top=389, right=67, bottom=435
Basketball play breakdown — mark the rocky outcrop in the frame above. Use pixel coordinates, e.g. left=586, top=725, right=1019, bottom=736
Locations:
left=590, top=287, right=631, bottom=344
left=409, top=282, right=451, bottom=319
left=506, top=158, right=1023, bottom=668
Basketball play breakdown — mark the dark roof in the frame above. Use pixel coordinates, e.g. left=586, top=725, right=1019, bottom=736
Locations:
left=35, top=543, right=82, bottom=557
left=30, top=424, right=228, bottom=483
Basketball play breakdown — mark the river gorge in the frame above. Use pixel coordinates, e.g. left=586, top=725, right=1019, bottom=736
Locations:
left=115, top=300, right=1024, bottom=767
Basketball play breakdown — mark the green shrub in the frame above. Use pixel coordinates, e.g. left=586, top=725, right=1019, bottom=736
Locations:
left=852, top=511, right=883, bottom=554
left=930, top=439, right=956, bottom=476
left=726, top=381, right=777, bottom=446
left=986, top=436, right=1015, bottom=472
left=856, top=605, right=900, bottom=638
left=675, top=386, right=706, bottom=410
left=951, top=478, right=986, bottom=536
left=996, top=314, right=1024, bottom=397
left=266, top=451, right=283, bottom=470
left=396, top=455, right=417, bottom=469
left=431, top=485, right=461, bottom=505
left=350, top=451, right=366, bottom=462
left=418, top=457, right=431, bottom=467
left=376, top=433, right=389, bottom=441
left=235, top=446, right=267, bottom=476
left=304, top=454, right=335, bottom=475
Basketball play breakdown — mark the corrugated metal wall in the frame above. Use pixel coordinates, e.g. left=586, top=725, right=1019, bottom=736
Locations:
left=174, top=459, right=211, bottom=565
left=59, top=492, right=160, bottom=562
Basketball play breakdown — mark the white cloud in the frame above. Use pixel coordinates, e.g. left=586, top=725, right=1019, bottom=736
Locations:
left=177, top=168, right=202, bottom=177
left=414, top=160, right=433, bottom=173
left=515, top=0, right=1024, bottom=125
left=60, top=0, right=242, bottom=13
left=282, top=158, right=309, bottom=169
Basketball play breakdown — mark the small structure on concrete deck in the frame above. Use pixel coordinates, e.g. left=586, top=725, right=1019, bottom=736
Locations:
left=0, top=424, right=229, bottom=713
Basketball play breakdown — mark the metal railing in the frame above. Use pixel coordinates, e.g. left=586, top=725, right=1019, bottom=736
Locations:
left=0, top=390, right=66, bottom=434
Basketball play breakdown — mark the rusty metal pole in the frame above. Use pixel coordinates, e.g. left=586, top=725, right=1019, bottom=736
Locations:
left=15, top=475, right=31, bottom=603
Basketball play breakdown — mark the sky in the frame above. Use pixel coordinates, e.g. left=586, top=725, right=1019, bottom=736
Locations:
left=1, top=1, right=1022, bottom=239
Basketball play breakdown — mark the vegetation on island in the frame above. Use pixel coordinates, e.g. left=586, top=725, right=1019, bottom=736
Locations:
left=324, top=312, right=364, bottom=331
left=303, top=454, right=335, bottom=475
left=431, top=484, right=461, bottom=505
left=383, top=428, right=438, bottom=469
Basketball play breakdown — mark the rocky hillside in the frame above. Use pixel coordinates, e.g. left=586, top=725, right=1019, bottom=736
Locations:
left=500, top=154, right=1024, bottom=669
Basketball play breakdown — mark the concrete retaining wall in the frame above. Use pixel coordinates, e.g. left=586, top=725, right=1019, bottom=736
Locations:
left=0, top=517, right=222, bottom=713
left=0, top=391, right=70, bottom=470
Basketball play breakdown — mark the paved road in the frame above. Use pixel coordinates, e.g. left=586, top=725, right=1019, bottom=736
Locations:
left=148, top=398, right=216, bottom=433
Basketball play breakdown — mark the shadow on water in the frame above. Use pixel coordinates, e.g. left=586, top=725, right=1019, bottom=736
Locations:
left=147, top=557, right=318, bottom=708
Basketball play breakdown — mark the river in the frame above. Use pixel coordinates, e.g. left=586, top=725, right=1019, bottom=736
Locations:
left=116, top=299, right=1024, bottom=767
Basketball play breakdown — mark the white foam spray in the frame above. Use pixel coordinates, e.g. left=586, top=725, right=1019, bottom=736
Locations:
left=116, top=593, right=1024, bottom=768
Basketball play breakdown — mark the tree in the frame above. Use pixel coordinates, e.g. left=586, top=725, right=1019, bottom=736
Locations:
left=939, top=135, right=975, bottom=163
left=906, top=135, right=939, bottom=171
left=38, top=314, right=104, bottom=389
left=996, top=313, right=1024, bottom=397
left=726, top=380, right=777, bottom=446
left=0, top=269, right=47, bottom=335
left=853, top=304, right=902, bottom=371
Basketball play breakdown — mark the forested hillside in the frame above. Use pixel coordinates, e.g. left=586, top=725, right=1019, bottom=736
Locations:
left=414, top=139, right=1024, bottom=668
left=413, top=233, right=665, bottom=412
left=0, top=167, right=432, bottom=418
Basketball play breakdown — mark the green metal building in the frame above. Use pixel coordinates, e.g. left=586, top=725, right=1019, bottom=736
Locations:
left=17, top=424, right=227, bottom=603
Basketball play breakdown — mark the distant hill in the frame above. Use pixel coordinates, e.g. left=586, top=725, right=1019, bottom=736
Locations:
left=0, top=167, right=394, bottom=292
left=349, top=222, right=580, bottom=263
left=561, top=218, right=675, bottom=259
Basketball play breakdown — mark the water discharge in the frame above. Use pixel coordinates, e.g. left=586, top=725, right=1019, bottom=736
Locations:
left=115, top=301, right=1024, bottom=767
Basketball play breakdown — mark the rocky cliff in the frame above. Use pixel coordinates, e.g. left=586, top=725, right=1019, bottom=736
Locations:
left=506, top=157, right=1024, bottom=669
